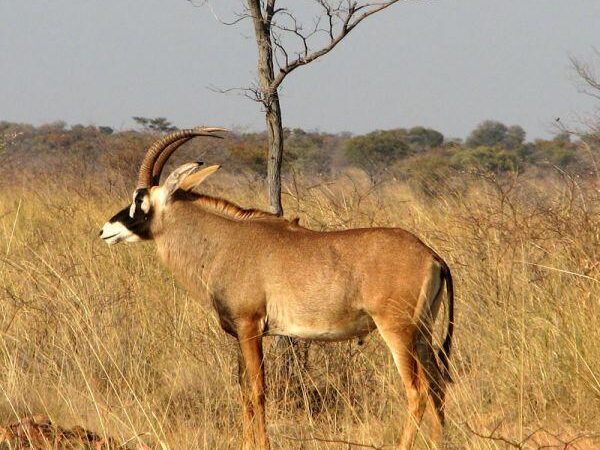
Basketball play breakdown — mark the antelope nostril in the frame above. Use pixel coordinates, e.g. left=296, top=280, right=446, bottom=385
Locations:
left=98, top=229, right=103, bottom=237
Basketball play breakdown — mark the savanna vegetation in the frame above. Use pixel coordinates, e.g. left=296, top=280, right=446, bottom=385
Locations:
left=0, top=118, right=598, bottom=449
left=0, top=118, right=592, bottom=184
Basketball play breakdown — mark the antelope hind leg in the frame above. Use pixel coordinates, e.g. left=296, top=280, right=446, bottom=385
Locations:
left=374, top=320, right=428, bottom=450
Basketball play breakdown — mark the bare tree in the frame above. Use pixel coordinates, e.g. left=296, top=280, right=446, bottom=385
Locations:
left=198, top=0, right=405, bottom=215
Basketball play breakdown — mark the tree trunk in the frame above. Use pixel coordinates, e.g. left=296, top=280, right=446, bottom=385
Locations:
left=248, top=0, right=283, bottom=216
left=265, top=98, right=284, bottom=216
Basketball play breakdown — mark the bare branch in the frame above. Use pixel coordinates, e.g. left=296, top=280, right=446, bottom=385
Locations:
left=207, top=84, right=262, bottom=104
left=570, top=55, right=600, bottom=101
left=270, top=10, right=324, bottom=64
left=271, top=0, right=403, bottom=91
left=188, top=0, right=252, bottom=26
left=271, top=29, right=290, bottom=70
left=464, top=421, right=600, bottom=450
left=219, top=12, right=252, bottom=26
left=264, top=0, right=281, bottom=26
left=464, top=421, right=522, bottom=448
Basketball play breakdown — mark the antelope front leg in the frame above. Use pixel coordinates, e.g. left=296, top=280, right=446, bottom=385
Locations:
left=237, top=351, right=254, bottom=448
left=237, top=320, right=269, bottom=450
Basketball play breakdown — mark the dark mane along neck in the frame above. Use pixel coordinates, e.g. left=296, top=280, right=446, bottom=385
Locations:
left=172, top=190, right=277, bottom=221
left=196, top=195, right=277, bottom=220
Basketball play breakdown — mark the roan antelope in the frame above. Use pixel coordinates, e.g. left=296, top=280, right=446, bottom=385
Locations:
left=100, top=128, right=455, bottom=450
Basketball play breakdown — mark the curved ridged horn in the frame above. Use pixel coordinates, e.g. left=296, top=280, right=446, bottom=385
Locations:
left=136, top=127, right=227, bottom=189
left=151, top=137, right=194, bottom=186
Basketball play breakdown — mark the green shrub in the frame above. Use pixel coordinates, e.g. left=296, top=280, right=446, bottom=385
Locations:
left=403, top=126, right=444, bottom=152
left=531, top=139, right=579, bottom=169
left=451, top=146, right=519, bottom=172
left=344, top=129, right=411, bottom=174
left=466, top=120, right=526, bottom=149
left=284, top=129, right=332, bottom=174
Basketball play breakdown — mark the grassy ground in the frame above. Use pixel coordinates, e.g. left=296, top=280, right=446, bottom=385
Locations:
left=0, top=169, right=598, bottom=449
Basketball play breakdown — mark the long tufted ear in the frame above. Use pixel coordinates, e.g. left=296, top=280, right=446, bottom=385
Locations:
left=178, top=165, right=221, bottom=192
left=162, top=162, right=204, bottom=197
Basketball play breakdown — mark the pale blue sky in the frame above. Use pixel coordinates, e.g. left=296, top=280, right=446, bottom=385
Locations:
left=1, top=1, right=598, bottom=139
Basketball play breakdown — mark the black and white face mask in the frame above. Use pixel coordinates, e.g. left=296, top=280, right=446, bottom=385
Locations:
left=99, top=189, right=152, bottom=245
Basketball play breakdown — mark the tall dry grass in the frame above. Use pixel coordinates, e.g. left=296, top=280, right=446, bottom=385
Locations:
left=0, top=168, right=598, bottom=449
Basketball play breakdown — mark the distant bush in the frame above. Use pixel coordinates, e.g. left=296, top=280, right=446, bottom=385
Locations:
left=284, top=128, right=332, bottom=174
left=466, top=120, right=526, bottom=149
left=221, top=133, right=267, bottom=175
left=451, top=145, right=519, bottom=172
left=132, top=116, right=178, bottom=133
left=344, top=129, right=411, bottom=174
left=402, top=126, right=444, bottom=152
left=532, top=139, right=578, bottom=168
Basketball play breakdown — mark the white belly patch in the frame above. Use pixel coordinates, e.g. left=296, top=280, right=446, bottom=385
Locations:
left=264, top=313, right=376, bottom=342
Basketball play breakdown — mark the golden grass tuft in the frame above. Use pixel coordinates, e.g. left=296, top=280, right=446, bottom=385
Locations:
left=0, top=169, right=598, bottom=449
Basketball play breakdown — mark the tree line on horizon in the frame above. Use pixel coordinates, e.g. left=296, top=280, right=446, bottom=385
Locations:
left=0, top=118, right=593, bottom=195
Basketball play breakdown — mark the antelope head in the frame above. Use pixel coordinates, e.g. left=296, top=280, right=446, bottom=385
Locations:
left=99, top=128, right=226, bottom=245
